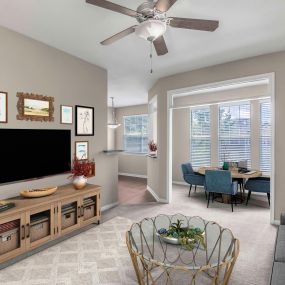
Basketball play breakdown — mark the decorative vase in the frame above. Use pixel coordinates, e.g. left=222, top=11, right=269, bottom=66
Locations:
left=73, top=175, right=87, bottom=190
left=222, top=161, right=229, bottom=170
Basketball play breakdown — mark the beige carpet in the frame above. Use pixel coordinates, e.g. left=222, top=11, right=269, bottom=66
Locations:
left=105, top=183, right=277, bottom=285
left=0, top=216, right=136, bottom=285
left=0, top=181, right=277, bottom=285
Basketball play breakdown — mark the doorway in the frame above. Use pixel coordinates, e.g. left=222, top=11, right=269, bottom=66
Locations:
left=166, top=73, right=275, bottom=223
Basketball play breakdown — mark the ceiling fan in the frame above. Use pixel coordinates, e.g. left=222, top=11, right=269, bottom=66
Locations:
left=86, top=0, right=219, bottom=56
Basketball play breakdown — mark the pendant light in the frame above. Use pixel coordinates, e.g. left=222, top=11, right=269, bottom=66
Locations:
left=108, top=97, right=121, bottom=129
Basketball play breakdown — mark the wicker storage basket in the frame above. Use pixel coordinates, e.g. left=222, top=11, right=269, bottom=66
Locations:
left=61, top=208, right=76, bottom=230
left=83, top=204, right=95, bottom=220
left=30, top=216, right=50, bottom=242
left=0, top=228, right=19, bottom=255
left=83, top=198, right=96, bottom=220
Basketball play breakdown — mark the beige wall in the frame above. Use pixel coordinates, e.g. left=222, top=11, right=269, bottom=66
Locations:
left=115, top=104, right=148, bottom=177
left=172, top=84, right=269, bottom=182
left=0, top=26, right=118, bottom=208
left=149, top=50, right=285, bottom=220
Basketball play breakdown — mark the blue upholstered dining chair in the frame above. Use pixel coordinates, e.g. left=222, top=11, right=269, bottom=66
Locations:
left=244, top=177, right=270, bottom=207
left=181, top=163, right=205, bottom=197
left=205, top=170, right=238, bottom=212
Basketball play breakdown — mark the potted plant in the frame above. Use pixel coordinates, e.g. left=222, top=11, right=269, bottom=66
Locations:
left=157, top=219, right=205, bottom=251
left=69, top=155, right=94, bottom=190
left=148, top=140, right=157, bottom=156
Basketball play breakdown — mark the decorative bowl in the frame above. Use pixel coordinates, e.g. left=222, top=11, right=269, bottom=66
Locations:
left=20, top=187, right=58, bottom=198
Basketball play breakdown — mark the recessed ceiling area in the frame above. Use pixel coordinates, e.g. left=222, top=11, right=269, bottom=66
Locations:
left=0, top=0, right=285, bottom=107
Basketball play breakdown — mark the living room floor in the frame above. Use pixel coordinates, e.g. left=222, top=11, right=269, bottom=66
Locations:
left=106, top=179, right=276, bottom=285
left=0, top=178, right=276, bottom=285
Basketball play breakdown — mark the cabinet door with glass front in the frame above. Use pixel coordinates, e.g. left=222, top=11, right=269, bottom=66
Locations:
left=25, top=204, right=55, bottom=250
left=0, top=213, right=26, bottom=263
left=58, top=197, right=81, bottom=236
left=80, top=191, right=100, bottom=226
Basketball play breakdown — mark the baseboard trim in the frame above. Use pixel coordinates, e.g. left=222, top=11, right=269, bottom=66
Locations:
left=147, top=185, right=160, bottom=202
left=147, top=186, right=169, bottom=204
left=172, top=180, right=188, bottom=186
left=272, top=219, right=280, bottom=226
left=101, top=202, right=119, bottom=212
left=119, top=172, right=147, bottom=179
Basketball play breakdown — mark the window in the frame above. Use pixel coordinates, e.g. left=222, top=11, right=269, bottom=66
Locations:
left=190, top=107, right=211, bottom=167
left=124, top=114, right=148, bottom=153
left=260, top=101, right=271, bottom=173
left=219, top=103, right=251, bottom=166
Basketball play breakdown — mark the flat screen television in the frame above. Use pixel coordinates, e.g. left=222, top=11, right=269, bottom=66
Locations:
left=0, top=129, right=71, bottom=184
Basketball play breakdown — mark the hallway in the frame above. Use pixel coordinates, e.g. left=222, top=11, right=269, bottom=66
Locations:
left=118, top=175, right=156, bottom=205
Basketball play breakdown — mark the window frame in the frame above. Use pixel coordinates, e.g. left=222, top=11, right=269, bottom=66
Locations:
left=123, top=114, right=149, bottom=154
left=259, top=99, right=271, bottom=174
left=190, top=105, right=211, bottom=167
left=218, top=101, right=251, bottom=166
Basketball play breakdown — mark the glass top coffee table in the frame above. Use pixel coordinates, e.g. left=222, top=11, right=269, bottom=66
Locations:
left=126, top=214, right=239, bottom=285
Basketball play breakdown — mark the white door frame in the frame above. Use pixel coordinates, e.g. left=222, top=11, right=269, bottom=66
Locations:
left=166, top=73, right=275, bottom=224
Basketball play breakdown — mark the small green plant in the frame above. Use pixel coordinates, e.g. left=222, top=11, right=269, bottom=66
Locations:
left=158, top=219, right=206, bottom=251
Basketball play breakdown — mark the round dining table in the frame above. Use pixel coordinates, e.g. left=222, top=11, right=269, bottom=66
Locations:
left=197, top=166, right=262, bottom=179
left=197, top=167, right=262, bottom=203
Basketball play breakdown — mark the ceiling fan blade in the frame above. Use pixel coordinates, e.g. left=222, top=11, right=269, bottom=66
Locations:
left=86, top=0, right=139, bottom=18
left=155, top=0, right=178, bottom=12
left=101, top=26, right=137, bottom=45
left=169, top=17, right=219, bottom=31
left=153, top=36, right=168, bottom=56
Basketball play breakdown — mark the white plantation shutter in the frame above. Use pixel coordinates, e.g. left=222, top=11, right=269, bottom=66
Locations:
left=124, top=114, right=149, bottom=153
left=190, top=107, right=211, bottom=167
left=219, top=103, right=251, bottom=166
left=260, top=101, right=271, bottom=173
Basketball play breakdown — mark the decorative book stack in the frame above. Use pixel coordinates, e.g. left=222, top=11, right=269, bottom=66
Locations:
left=0, top=201, right=15, bottom=213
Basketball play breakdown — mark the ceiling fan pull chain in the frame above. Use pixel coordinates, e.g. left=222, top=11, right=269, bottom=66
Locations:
left=150, top=41, right=153, bottom=74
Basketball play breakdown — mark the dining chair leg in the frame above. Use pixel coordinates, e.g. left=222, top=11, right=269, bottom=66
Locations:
left=212, top=192, right=214, bottom=203
left=204, top=191, right=207, bottom=200
left=246, top=191, right=251, bottom=206
left=267, top=193, right=270, bottom=207
left=207, top=192, right=210, bottom=208
left=188, top=184, right=192, bottom=197
left=231, top=195, right=234, bottom=212
left=194, top=185, right=197, bottom=192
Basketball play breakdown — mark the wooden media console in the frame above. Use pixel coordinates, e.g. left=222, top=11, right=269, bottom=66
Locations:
left=0, top=183, right=101, bottom=264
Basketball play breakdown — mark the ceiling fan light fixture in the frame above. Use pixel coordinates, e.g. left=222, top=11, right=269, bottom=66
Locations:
left=135, top=19, right=167, bottom=42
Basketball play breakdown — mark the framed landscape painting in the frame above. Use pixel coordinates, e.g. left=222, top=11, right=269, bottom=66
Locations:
left=75, top=105, right=94, bottom=136
left=17, top=92, right=54, bottom=122
left=75, top=141, right=89, bottom=160
left=61, top=105, right=73, bottom=124
left=0, top=92, right=8, bottom=123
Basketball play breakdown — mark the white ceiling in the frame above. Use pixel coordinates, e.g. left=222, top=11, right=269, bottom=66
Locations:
left=0, top=0, right=285, bottom=107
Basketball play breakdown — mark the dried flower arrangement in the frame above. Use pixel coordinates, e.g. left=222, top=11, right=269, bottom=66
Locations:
left=69, top=155, right=94, bottom=179
left=148, top=140, right=157, bottom=152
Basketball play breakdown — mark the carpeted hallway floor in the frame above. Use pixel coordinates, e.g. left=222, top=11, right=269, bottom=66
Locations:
left=0, top=178, right=276, bottom=284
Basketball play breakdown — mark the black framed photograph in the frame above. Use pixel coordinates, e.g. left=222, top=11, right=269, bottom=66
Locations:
left=60, top=105, right=73, bottom=124
left=75, top=141, right=89, bottom=160
left=75, top=105, right=94, bottom=136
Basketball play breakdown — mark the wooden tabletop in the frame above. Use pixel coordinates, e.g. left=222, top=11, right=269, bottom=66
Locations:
left=197, top=167, right=262, bottom=179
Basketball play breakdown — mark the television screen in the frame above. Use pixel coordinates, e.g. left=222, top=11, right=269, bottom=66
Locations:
left=0, top=129, right=71, bottom=184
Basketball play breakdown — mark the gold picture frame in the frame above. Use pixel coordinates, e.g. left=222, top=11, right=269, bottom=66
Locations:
left=17, top=92, right=54, bottom=122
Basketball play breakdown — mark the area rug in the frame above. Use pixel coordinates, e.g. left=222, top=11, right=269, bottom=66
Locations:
left=0, top=217, right=137, bottom=285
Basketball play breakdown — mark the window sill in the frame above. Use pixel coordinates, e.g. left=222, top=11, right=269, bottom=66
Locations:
left=146, top=154, right=158, bottom=159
